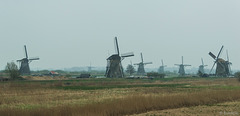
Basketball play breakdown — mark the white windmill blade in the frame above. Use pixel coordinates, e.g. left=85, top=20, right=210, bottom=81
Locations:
left=114, top=37, right=120, bottom=55
left=144, top=62, right=152, bottom=65
left=121, top=52, right=134, bottom=58
left=29, top=57, right=40, bottom=61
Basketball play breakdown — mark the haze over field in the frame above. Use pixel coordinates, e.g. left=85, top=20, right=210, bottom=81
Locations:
left=0, top=0, right=239, bottom=71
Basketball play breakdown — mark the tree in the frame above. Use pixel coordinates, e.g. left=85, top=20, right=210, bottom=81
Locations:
left=5, top=62, right=20, bottom=80
left=126, top=64, right=135, bottom=75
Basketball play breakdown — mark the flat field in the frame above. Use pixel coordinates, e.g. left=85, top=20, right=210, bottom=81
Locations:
left=0, top=77, right=240, bottom=116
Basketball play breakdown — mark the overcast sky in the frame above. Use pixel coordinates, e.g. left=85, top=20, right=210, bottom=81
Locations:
left=0, top=0, right=239, bottom=71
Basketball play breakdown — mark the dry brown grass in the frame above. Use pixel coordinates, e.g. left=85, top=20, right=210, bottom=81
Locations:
left=1, top=90, right=240, bottom=116
left=135, top=101, right=240, bottom=116
left=22, top=76, right=68, bottom=80
left=0, top=78, right=240, bottom=116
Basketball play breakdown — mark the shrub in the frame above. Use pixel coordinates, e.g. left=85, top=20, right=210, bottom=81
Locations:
left=5, top=62, right=20, bottom=80
left=234, top=72, right=240, bottom=82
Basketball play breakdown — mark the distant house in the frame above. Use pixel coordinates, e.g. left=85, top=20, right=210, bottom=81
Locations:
left=49, top=71, right=59, bottom=77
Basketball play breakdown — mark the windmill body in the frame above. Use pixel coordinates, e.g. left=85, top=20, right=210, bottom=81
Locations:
left=137, top=62, right=145, bottom=75
left=175, top=56, right=191, bottom=76
left=105, top=37, right=134, bottom=78
left=18, top=58, right=30, bottom=75
left=198, top=65, right=204, bottom=74
left=17, top=45, right=39, bottom=75
left=198, top=58, right=207, bottom=74
left=216, top=58, right=229, bottom=76
left=158, top=60, right=167, bottom=74
left=158, top=66, right=164, bottom=74
left=209, top=46, right=231, bottom=77
left=106, top=54, right=123, bottom=78
left=178, top=65, right=185, bottom=75
left=134, top=53, right=152, bottom=75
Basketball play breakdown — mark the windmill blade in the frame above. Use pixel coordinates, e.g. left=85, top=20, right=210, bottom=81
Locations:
left=181, top=56, right=184, bottom=64
left=201, top=58, right=204, bottom=65
left=228, top=62, right=232, bottom=75
left=226, top=50, right=232, bottom=75
left=29, top=58, right=40, bottom=61
left=24, top=45, right=28, bottom=59
left=218, top=62, right=225, bottom=69
left=141, top=53, right=144, bottom=63
left=134, top=63, right=140, bottom=65
left=184, top=64, right=191, bottom=66
left=216, top=45, right=224, bottom=59
left=121, top=52, right=134, bottom=58
left=226, top=50, right=230, bottom=62
left=114, top=37, right=120, bottom=55
left=161, top=60, right=164, bottom=66
left=174, top=64, right=180, bottom=66
left=209, top=62, right=216, bottom=74
left=17, top=59, right=24, bottom=62
left=209, top=52, right=216, bottom=59
left=144, top=62, right=152, bottom=65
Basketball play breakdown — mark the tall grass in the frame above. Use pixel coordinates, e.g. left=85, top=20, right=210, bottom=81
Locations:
left=1, top=90, right=240, bottom=116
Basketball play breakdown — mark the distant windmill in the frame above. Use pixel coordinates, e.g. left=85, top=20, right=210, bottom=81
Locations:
left=87, top=63, right=95, bottom=72
left=105, top=37, right=134, bottom=78
left=209, top=46, right=231, bottom=77
left=134, top=53, right=152, bottom=75
left=17, top=45, right=39, bottom=75
left=158, top=60, right=167, bottom=74
left=198, top=58, right=208, bottom=74
left=175, top=56, right=191, bottom=76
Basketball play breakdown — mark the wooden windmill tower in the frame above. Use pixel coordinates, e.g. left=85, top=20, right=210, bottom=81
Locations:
left=134, top=53, right=152, bottom=75
left=17, top=45, right=39, bottom=75
left=209, top=45, right=231, bottom=77
left=105, top=37, right=134, bottom=78
left=198, top=58, right=208, bottom=74
left=175, top=56, right=191, bottom=76
left=158, top=60, right=167, bottom=74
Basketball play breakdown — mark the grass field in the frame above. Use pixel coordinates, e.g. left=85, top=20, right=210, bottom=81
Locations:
left=0, top=77, right=240, bottom=116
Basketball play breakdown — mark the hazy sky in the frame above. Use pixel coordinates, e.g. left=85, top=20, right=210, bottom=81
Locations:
left=0, top=0, right=239, bottom=71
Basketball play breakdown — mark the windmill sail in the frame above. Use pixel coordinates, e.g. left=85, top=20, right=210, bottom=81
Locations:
left=175, top=56, right=191, bottom=76
left=105, top=37, right=134, bottom=78
left=17, top=45, right=39, bottom=75
left=134, top=53, right=152, bottom=75
left=208, top=45, right=230, bottom=77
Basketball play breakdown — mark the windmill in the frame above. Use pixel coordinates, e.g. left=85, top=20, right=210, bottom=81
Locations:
left=158, top=60, right=167, bottom=74
left=17, top=45, right=39, bottom=75
left=134, top=53, right=152, bottom=75
left=174, top=56, right=191, bottom=76
left=105, top=37, right=134, bottom=78
left=198, top=58, right=208, bottom=74
left=87, top=62, right=95, bottom=72
left=209, top=46, right=231, bottom=77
